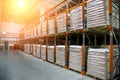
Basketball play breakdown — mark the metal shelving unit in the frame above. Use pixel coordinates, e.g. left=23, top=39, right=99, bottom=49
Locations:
left=18, top=0, right=120, bottom=79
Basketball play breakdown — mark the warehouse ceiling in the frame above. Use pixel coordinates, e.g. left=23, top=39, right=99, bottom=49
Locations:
left=1, top=0, right=64, bottom=24
left=1, top=0, right=119, bottom=24
left=1, top=0, right=40, bottom=24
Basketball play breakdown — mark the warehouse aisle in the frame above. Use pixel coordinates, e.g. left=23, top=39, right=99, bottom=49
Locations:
left=0, top=50, right=93, bottom=80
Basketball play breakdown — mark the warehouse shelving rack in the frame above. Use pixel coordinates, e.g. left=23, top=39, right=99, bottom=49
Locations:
left=111, top=0, right=120, bottom=79
left=19, top=0, right=120, bottom=79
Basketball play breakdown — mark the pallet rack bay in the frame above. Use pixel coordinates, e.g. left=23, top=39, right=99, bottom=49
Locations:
left=19, top=0, right=120, bottom=80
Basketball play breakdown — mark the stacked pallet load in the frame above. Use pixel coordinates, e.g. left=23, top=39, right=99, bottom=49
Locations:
left=48, top=19, right=55, bottom=34
left=24, top=44, right=25, bottom=52
left=57, top=13, right=66, bottom=33
left=33, top=44, right=36, bottom=56
left=56, top=45, right=65, bottom=66
left=87, top=0, right=119, bottom=28
left=26, top=30, right=30, bottom=39
left=87, top=48, right=109, bottom=80
left=70, top=6, right=83, bottom=31
left=38, top=25, right=41, bottom=36
left=87, top=0, right=107, bottom=28
left=30, top=28, right=32, bottom=38
left=24, top=44, right=26, bottom=52
left=28, top=30, right=30, bottom=39
left=24, top=31, right=27, bottom=39
left=33, top=27, right=37, bottom=37
left=25, top=44, right=28, bottom=53
left=111, top=1, right=119, bottom=28
left=40, top=16, right=44, bottom=24
left=27, top=29, right=30, bottom=39
left=24, top=31, right=26, bottom=39
left=42, top=21, right=47, bottom=35
left=30, top=44, right=33, bottom=54
left=69, top=45, right=82, bottom=71
left=41, top=45, right=46, bottom=60
left=48, top=46, right=54, bottom=62
left=26, top=44, right=28, bottom=52
left=27, top=44, right=30, bottom=54
left=31, top=28, right=34, bottom=38
left=24, top=44, right=27, bottom=52
left=37, top=45, right=40, bottom=57
left=9, top=44, right=14, bottom=50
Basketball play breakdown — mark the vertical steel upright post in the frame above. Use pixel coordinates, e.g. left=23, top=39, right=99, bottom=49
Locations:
left=119, top=0, right=120, bottom=75
left=36, top=20, right=38, bottom=57
left=30, top=24, right=32, bottom=55
left=31, top=25, right=33, bottom=55
left=30, top=26, right=31, bottom=53
left=104, top=35, right=107, bottom=45
left=77, top=36, right=79, bottom=45
left=40, top=38, right=41, bottom=58
left=108, top=0, right=113, bottom=79
left=35, top=23, right=37, bottom=56
left=81, top=0, right=87, bottom=76
left=54, top=35, right=56, bottom=64
left=64, top=0, right=69, bottom=69
left=46, top=19, right=48, bottom=61
left=94, top=35, right=97, bottom=46
left=54, top=10, right=57, bottom=64
left=40, top=23, right=42, bottom=58
left=81, top=31, right=86, bottom=75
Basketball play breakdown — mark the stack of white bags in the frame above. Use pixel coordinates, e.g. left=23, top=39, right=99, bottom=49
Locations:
left=70, top=6, right=83, bottom=31
left=57, top=13, right=66, bottom=33
left=56, top=45, right=65, bottom=66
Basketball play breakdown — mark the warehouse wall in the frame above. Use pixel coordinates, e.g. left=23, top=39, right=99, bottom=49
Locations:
left=0, top=21, right=22, bottom=50
left=1, top=22, right=24, bottom=33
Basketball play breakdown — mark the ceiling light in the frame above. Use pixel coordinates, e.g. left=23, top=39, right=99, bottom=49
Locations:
left=2, top=32, right=6, bottom=35
left=17, top=0, right=24, bottom=8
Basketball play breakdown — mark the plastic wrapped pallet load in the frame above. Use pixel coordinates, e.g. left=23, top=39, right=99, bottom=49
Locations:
left=26, top=31, right=29, bottom=39
left=25, top=31, right=27, bottom=39
left=87, top=48, right=109, bottom=80
left=26, top=44, right=28, bottom=53
left=24, top=31, right=27, bottom=39
left=24, top=31, right=26, bottom=39
left=33, top=27, right=37, bottom=37
left=56, top=45, right=65, bottom=66
left=33, top=44, right=36, bottom=56
left=24, top=44, right=27, bottom=52
left=30, top=44, right=33, bottom=54
left=26, top=30, right=29, bottom=39
left=48, top=46, right=54, bottom=62
left=28, top=29, right=30, bottom=39
left=26, top=44, right=27, bottom=52
left=57, top=13, right=66, bottom=33
left=40, top=16, right=44, bottom=24
left=69, top=45, right=82, bottom=71
left=30, top=28, right=32, bottom=38
left=87, top=0, right=119, bottom=28
left=31, top=28, right=34, bottom=38
left=24, top=44, right=25, bottom=52
left=37, top=45, right=40, bottom=57
left=41, top=45, right=46, bottom=60
left=27, top=44, right=30, bottom=54
left=38, top=25, right=41, bottom=36
left=48, top=19, right=55, bottom=34
left=70, top=6, right=83, bottom=31
left=42, top=21, right=47, bottom=35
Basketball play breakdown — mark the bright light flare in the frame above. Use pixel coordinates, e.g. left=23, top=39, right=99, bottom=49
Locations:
left=17, top=0, right=25, bottom=8
left=8, top=0, right=33, bottom=17
left=2, top=32, right=6, bottom=35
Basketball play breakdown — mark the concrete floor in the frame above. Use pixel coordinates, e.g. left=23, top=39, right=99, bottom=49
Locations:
left=0, top=50, right=94, bottom=80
